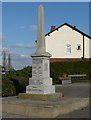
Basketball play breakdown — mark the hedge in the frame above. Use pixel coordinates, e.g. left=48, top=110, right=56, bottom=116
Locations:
left=50, top=61, right=91, bottom=79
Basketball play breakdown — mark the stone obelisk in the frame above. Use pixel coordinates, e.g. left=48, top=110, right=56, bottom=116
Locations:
left=36, top=4, right=45, bottom=54
left=26, top=5, right=55, bottom=94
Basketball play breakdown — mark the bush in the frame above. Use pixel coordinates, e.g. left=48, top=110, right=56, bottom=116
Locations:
left=2, top=78, right=16, bottom=97
left=10, top=76, right=29, bottom=95
left=2, top=66, right=31, bottom=96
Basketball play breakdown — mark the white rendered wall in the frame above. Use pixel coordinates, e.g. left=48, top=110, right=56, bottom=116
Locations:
left=84, top=37, right=90, bottom=58
left=89, top=38, right=91, bottom=58
left=45, top=25, right=90, bottom=58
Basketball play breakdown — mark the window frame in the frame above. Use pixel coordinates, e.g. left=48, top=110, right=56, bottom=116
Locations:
left=66, top=44, right=71, bottom=54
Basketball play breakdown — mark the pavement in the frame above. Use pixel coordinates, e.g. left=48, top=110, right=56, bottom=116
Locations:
left=0, top=83, right=90, bottom=118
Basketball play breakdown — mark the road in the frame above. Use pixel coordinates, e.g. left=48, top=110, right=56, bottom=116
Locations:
left=55, top=83, right=89, bottom=98
left=1, top=83, right=90, bottom=118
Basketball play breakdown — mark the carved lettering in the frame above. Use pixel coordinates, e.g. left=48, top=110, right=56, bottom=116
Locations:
left=27, top=89, right=42, bottom=92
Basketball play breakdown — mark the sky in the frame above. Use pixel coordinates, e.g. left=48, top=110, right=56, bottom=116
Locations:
left=1, top=2, right=90, bottom=69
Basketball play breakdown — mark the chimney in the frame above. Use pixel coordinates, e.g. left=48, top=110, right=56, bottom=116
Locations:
left=72, top=25, right=76, bottom=30
left=50, top=26, right=56, bottom=32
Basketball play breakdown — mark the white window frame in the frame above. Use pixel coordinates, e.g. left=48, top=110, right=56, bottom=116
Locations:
left=66, top=44, right=71, bottom=54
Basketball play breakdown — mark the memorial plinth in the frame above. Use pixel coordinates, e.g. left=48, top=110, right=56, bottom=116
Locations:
left=26, top=55, right=55, bottom=95
left=25, top=5, right=55, bottom=96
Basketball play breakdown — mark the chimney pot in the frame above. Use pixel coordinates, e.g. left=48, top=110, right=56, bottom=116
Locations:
left=50, top=26, right=56, bottom=32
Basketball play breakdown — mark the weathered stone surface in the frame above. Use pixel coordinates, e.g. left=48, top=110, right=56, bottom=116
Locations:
left=26, top=56, right=55, bottom=94
left=19, top=93, right=59, bottom=100
left=26, top=5, right=55, bottom=94
left=1, top=97, right=89, bottom=118
left=36, top=5, right=45, bottom=54
left=26, top=85, right=55, bottom=94
left=31, top=57, right=50, bottom=79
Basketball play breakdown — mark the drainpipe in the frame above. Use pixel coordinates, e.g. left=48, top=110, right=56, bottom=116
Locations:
left=82, top=35, right=85, bottom=60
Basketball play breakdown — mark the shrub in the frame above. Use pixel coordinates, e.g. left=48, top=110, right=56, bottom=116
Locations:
left=2, top=78, right=16, bottom=97
left=2, top=66, right=31, bottom=96
left=10, top=76, right=29, bottom=95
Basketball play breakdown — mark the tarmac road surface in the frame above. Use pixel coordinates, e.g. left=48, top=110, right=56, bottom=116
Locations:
left=55, top=83, right=89, bottom=98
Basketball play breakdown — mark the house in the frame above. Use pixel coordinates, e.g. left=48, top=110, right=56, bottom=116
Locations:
left=45, top=23, right=91, bottom=62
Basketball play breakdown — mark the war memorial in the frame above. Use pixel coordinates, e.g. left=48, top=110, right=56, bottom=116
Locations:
left=1, top=5, right=89, bottom=118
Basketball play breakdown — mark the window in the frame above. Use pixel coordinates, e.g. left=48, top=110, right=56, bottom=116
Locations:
left=66, top=44, right=71, bottom=53
left=77, top=44, right=81, bottom=50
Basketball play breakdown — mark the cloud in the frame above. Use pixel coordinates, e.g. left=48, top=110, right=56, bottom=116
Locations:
left=10, top=52, right=31, bottom=59
left=10, top=52, right=32, bottom=70
left=21, top=54, right=31, bottom=58
left=20, top=26, right=25, bottom=29
left=9, top=44, right=36, bottom=49
left=0, top=49, right=32, bottom=69
left=12, top=58, right=32, bottom=70
left=29, top=25, right=37, bottom=31
left=19, top=25, right=37, bottom=32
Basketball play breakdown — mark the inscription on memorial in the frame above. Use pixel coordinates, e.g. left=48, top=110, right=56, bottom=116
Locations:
left=27, top=89, right=42, bottom=92
left=32, top=59, right=42, bottom=78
